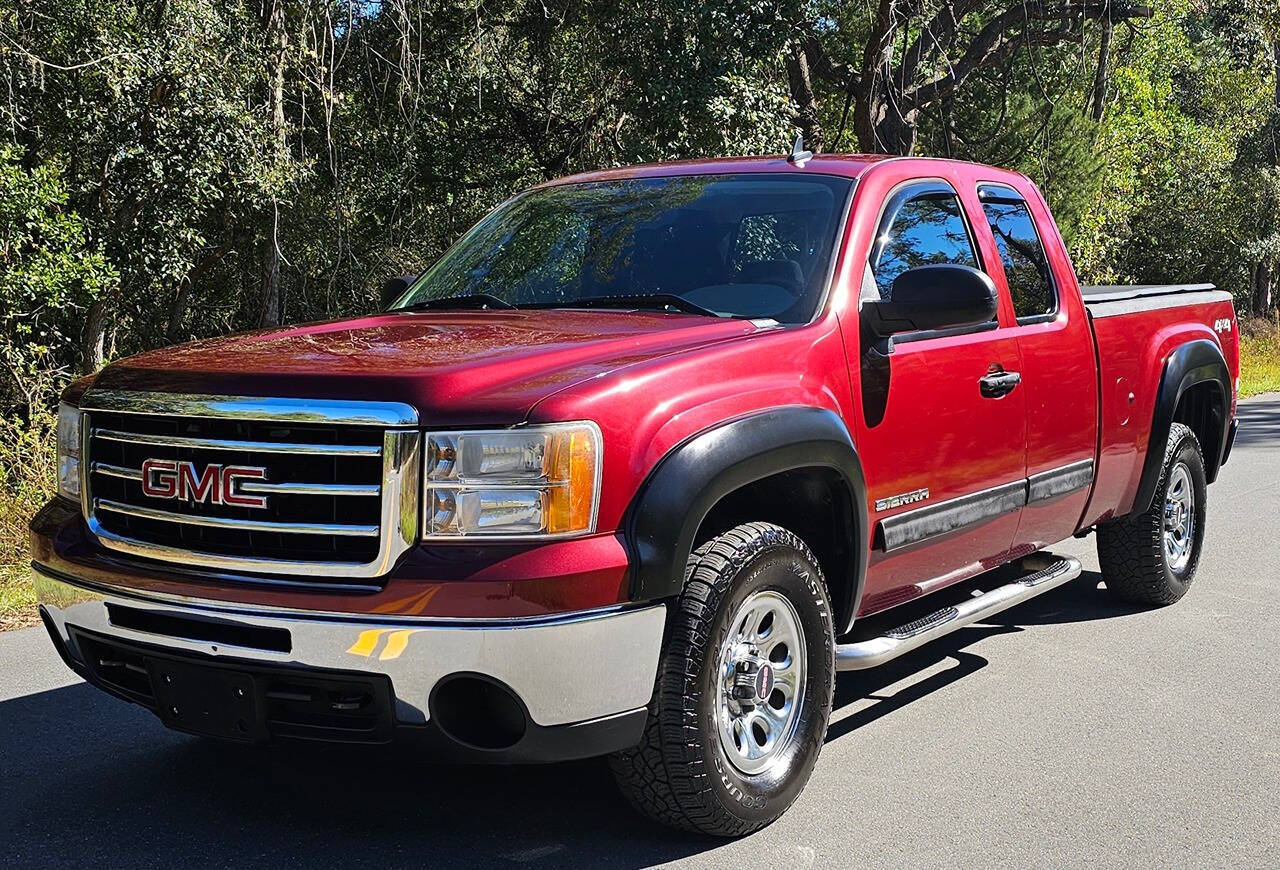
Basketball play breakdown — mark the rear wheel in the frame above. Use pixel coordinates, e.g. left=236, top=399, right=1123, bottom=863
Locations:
left=609, top=522, right=835, bottom=837
left=1097, top=422, right=1207, bottom=605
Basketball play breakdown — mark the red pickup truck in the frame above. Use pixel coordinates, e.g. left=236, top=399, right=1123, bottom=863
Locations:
left=33, top=153, right=1239, bottom=836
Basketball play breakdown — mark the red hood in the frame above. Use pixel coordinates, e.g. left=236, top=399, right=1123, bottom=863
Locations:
left=90, top=310, right=762, bottom=425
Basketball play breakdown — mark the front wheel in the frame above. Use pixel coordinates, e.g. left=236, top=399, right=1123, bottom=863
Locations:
left=609, top=522, right=835, bottom=837
left=1097, top=422, right=1208, bottom=605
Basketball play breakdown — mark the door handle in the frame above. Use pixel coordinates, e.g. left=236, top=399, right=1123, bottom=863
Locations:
left=979, top=370, right=1022, bottom=398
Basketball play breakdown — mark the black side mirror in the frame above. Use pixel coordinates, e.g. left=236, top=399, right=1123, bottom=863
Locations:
left=861, top=264, right=997, bottom=338
left=380, top=274, right=418, bottom=310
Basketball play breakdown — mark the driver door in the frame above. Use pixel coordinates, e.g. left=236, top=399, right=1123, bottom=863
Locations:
left=850, top=177, right=1027, bottom=615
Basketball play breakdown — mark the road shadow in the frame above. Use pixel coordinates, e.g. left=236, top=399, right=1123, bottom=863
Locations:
left=0, top=569, right=1153, bottom=868
left=985, top=569, right=1151, bottom=626
left=826, top=629, right=1008, bottom=745
left=824, top=569, right=1148, bottom=745
left=0, top=679, right=716, bottom=869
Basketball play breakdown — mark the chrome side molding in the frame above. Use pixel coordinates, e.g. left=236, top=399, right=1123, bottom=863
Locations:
left=876, top=479, right=1026, bottom=552
left=1028, top=458, right=1094, bottom=504
left=873, top=460, right=1095, bottom=552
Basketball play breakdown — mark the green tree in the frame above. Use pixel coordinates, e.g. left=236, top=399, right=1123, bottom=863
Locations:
left=780, top=1, right=1152, bottom=156
left=0, top=146, right=114, bottom=412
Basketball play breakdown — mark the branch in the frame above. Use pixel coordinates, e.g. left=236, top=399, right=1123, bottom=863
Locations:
left=902, top=2, right=1150, bottom=112
left=802, top=34, right=858, bottom=90
left=860, top=0, right=901, bottom=94
left=0, top=30, right=138, bottom=71
left=896, top=1, right=984, bottom=90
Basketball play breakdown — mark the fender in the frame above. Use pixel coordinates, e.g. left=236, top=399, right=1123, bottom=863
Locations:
left=1131, top=338, right=1231, bottom=515
left=625, top=406, right=868, bottom=635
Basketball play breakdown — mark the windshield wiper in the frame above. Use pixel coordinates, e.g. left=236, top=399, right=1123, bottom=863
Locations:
left=531, top=294, right=720, bottom=318
left=396, top=293, right=517, bottom=312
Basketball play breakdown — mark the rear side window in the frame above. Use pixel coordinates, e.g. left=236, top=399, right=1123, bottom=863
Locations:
left=979, top=189, right=1056, bottom=320
left=870, top=186, right=979, bottom=300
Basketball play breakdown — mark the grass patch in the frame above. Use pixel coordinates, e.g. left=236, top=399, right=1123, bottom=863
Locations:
left=0, top=564, right=38, bottom=631
left=1240, top=318, right=1280, bottom=398
left=1, top=405, right=56, bottom=631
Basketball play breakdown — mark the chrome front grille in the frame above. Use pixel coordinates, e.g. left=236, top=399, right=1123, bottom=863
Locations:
left=79, top=391, right=420, bottom=582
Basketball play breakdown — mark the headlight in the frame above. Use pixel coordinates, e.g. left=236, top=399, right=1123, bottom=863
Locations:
left=423, top=422, right=601, bottom=538
left=57, top=402, right=82, bottom=501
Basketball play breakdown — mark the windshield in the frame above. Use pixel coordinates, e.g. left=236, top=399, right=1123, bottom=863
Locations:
left=392, top=173, right=854, bottom=324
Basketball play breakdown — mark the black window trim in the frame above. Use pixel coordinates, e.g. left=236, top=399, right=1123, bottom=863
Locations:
left=863, top=176, right=998, bottom=344
left=976, top=182, right=1060, bottom=325
left=892, top=319, right=1001, bottom=345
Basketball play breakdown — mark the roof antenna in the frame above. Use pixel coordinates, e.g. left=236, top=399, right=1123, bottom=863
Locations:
left=787, top=133, right=812, bottom=168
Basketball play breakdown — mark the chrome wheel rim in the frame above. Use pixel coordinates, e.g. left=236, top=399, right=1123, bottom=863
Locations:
left=715, top=590, right=806, bottom=776
left=1163, top=462, right=1195, bottom=574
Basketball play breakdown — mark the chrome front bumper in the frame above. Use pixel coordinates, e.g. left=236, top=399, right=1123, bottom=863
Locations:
left=33, top=566, right=665, bottom=728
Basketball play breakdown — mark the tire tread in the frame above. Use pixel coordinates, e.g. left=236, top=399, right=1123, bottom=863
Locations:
left=609, top=522, right=828, bottom=837
left=1097, top=422, right=1204, bottom=606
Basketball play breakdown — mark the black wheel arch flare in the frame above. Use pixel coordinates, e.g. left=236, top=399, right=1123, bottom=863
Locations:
left=1131, top=338, right=1232, bottom=516
left=624, top=406, right=869, bottom=636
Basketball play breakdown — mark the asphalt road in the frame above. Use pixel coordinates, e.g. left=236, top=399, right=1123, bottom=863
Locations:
left=3, top=396, right=1278, bottom=869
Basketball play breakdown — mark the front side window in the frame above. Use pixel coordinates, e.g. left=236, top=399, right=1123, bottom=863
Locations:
left=979, top=188, right=1056, bottom=320
left=870, top=185, right=979, bottom=300
left=393, top=173, right=854, bottom=324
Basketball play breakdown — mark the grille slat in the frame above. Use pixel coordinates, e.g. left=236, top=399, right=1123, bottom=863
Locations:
left=93, top=427, right=381, bottom=457
left=95, top=498, right=381, bottom=537
left=241, top=481, right=380, bottom=497
left=79, top=396, right=420, bottom=583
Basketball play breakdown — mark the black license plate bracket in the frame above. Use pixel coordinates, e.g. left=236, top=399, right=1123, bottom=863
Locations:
left=147, top=659, right=265, bottom=741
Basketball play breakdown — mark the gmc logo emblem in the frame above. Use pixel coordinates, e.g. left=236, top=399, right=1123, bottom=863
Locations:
left=141, top=459, right=269, bottom=509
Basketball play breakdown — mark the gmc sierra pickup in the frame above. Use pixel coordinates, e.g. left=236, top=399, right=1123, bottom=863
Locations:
left=32, top=152, right=1239, bottom=836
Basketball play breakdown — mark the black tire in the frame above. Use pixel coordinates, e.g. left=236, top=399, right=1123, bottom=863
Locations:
left=609, top=522, right=835, bottom=837
left=1097, top=422, right=1207, bottom=606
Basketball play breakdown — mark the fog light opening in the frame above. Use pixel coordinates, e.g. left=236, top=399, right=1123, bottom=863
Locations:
left=430, top=674, right=528, bottom=751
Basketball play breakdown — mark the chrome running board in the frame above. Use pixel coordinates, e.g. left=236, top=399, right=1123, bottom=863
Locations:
left=834, top=554, right=1082, bottom=671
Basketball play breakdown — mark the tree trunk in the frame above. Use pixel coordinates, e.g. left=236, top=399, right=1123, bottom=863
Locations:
left=258, top=0, right=287, bottom=329
left=1271, top=40, right=1279, bottom=166
left=1252, top=262, right=1274, bottom=319
left=1257, top=263, right=1275, bottom=318
left=80, top=298, right=107, bottom=374
left=167, top=282, right=190, bottom=344
left=785, top=42, right=825, bottom=152
left=874, top=112, right=917, bottom=156
left=851, top=62, right=917, bottom=155
left=259, top=205, right=282, bottom=327
left=1090, top=6, right=1113, bottom=122
left=166, top=247, right=225, bottom=342
left=853, top=89, right=880, bottom=154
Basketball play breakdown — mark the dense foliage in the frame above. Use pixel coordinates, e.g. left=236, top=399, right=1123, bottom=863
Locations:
left=1, top=0, right=1277, bottom=626
left=0, top=0, right=1277, bottom=410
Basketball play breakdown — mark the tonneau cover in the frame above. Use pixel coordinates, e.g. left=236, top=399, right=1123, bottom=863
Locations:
left=1081, top=283, right=1216, bottom=303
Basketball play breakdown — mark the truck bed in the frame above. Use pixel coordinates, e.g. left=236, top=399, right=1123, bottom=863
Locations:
left=1082, top=283, right=1216, bottom=302
left=1078, top=282, right=1238, bottom=527
left=1081, top=283, right=1231, bottom=318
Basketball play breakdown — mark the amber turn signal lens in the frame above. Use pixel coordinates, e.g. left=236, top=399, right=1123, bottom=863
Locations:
left=546, top=427, right=598, bottom=534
